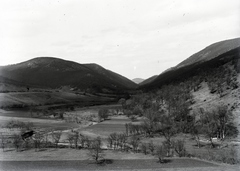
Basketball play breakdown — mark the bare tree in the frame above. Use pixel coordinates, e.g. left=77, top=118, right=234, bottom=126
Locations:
left=0, top=133, right=6, bottom=152
left=125, top=123, right=129, bottom=136
left=190, top=114, right=203, bottom=148
left=33, top=132, right=44, bottom=152
left=67, top=134, right=74, bottom=148
left=85, top=137, right=91, bottom=148
left=98, top=109, right=109, bottom=122
left=80, top=134, right=87, bottom=148
left=118, top=98, right=126, bottom=108
left=13, top=134, right=22, bottom=152
left=200, top=111, right=218, bottom=148
left=107, top=135, right=113, bottom=149
left=108, top=133, right=117, bottom=150
left=51, top=130, right=62, bottom=148
left=148, top=140, right=155, bottom=155
left=155, top=145, right=167, bottom=163
left=89, top=137, right=104, bottom=163
left=215, top=105, right=237, bottom=139
left=173, top=139, right=186, bottom=157
left=156, top=115, right=178, bottom=155
left=118, top=133, right=127, bottom=151
left=73, top=131, right=79, bottom=149
left=140, top=143, right=148, bottom=155
left=130, top=135, right=140, bottom=153
left=23, top=138, right=32, bottom=150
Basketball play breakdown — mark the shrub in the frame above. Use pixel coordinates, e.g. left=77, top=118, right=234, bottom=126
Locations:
left=129, top=115, right=137, bottom=122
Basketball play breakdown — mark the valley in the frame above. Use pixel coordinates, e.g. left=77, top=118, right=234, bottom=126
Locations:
left=0, top=38, right=239, bottom=170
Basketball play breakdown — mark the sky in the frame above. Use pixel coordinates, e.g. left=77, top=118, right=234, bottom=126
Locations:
left=0, top=0, right=239, bottom=80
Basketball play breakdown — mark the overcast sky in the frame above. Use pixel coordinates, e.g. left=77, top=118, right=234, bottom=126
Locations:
left=0, top=0, right=239, bottom=79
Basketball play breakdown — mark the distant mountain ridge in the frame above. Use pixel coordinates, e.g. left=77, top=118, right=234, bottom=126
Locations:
left=132, top=78, right=145, bottom=84
left=140, top=38, right=240, bottom=90
left=0, top=57, right=137, bottom=93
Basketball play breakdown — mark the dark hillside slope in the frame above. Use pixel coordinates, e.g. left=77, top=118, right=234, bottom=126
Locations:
left=140, top=38, right=240, bottom=90
left=0, top=57, right=137, bottom=93
left=139, top=75, right=158, bottom=86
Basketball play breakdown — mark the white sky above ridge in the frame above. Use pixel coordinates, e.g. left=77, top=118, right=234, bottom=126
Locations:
left=0, top=0, right=239, bottom=79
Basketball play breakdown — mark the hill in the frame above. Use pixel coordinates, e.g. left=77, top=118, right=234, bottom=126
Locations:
left=136, top=38, right=240, bottom=139
left=132, top=78, right=145, bottom=84
left=140, top=38, right=240, bottom=90
left=0, top=57, right=137, bottom=94
left=139, top=75, right=158, bottom=86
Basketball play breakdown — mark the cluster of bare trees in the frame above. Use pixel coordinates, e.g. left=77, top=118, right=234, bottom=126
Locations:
left=123, top=77, right=238, bottom=151
left=67, top=131, right=93, bottom=149
left=191, top=106, right=238, bottom=148
left=107, top=133, right=128, bottom=151
left=0, top=129, right=64, bottom=152
left=206, top=60, right=239, bottom=96
left=125, top=123, right=144, bottom=136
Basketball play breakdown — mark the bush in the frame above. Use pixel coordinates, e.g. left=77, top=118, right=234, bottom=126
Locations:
left=129, top=115, right=137, bottom=122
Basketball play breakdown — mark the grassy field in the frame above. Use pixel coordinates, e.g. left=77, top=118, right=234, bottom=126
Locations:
left=1, top=148, right=238, bottom=171
left=82, top=116, right=131, bottom=137
left=0, top=91, right=115, bottom=109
